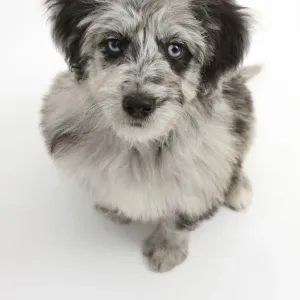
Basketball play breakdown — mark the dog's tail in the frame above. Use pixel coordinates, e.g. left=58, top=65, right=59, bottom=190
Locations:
left=239, top=64, right=263, bottom=82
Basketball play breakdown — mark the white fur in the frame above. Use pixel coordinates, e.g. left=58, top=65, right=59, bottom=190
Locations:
left=43, top=72, right=239, bottom=222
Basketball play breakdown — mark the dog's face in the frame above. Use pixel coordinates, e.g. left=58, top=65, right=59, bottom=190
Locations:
left=47, top=0, right=249, bottom=144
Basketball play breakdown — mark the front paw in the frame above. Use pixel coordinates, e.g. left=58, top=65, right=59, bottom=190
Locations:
left=226, top=173, right=252, bottom=211
left=143, top=230, right=188, bottom=272
left=95, top=205, right=131, bottom=225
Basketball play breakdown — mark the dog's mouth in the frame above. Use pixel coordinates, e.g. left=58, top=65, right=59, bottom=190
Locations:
left=126, top=116, right=149, bottom=128
left=130, top=121, right=143, bottom=128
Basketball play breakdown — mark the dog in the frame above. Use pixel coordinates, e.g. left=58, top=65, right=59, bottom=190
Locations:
left=41, top=0, right=259, bottom=272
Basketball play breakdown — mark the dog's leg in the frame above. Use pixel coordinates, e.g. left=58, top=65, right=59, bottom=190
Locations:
left=143, top=207, right=218, bottom=272
left=95, top=205, right=132, bottom=225
left=226, top=171, right=252, bottom=211
left=142, top=221, right=189, bottom=272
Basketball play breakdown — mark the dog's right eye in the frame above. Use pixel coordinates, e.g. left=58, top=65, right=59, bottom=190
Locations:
left=108, top=39, right=122, bottom=53
left=105, top=39, right=126, bottom=58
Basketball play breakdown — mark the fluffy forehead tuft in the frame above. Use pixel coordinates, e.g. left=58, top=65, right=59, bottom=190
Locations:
left=46, top=0, right=250, bottom=83
left=79, top=0, right=206, bottom=57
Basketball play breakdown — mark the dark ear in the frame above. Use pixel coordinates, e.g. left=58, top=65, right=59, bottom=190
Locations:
left=45, top=0, right=101, bottom=80
left=193, top=0, right=250, bottom=85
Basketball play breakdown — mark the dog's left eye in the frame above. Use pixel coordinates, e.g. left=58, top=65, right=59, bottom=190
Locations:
left=167, top=44, right=184, bottom=59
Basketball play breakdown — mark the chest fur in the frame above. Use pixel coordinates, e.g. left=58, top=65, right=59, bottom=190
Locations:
left=60, top=125, right=237, bottom=221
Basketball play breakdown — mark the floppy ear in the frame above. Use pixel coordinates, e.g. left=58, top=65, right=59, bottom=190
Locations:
left=45, top=0, right=101, bottom=80
left=193, top=0, right=250, bottom=85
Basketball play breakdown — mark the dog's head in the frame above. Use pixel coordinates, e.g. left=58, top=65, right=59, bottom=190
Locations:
left=46, top=0, right=250, bottom=144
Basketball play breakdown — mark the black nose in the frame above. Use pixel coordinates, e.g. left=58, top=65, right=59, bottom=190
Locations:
left=123, top=93, right=156, bottom=118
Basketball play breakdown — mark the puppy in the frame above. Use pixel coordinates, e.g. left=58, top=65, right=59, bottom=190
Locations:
left=41, top=0, right=258, bottom=272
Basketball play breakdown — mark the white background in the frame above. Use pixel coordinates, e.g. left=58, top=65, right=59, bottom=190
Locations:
left=0, top=1, right=299, bottom=299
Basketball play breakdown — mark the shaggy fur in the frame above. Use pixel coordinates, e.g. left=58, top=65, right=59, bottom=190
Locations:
left=41, top=0, right=258, bottom=272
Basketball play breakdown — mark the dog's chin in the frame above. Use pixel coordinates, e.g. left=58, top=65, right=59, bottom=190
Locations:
left=113, top=122, right=161, bottom=145
left=110, top=117, right=167, bottom=145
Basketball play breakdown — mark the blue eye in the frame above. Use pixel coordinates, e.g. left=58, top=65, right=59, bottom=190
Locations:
left=108, top=39, right=122, bottom=53
left=168, top=44, right=183, bottom=58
